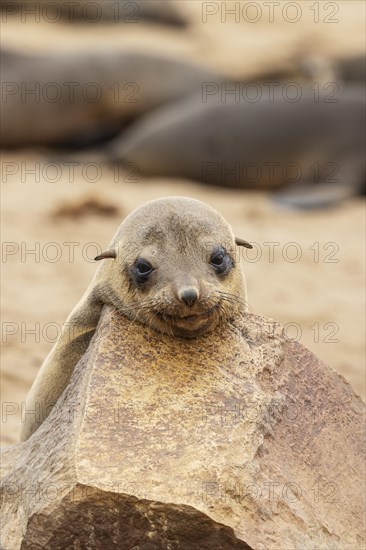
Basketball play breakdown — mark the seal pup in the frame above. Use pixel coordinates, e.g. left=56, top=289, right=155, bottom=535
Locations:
left=0, top=0, right=187, bottom=26
left=1, top=48, right=218, bottom=147
left=109, top=87, right=365, bottom=207
left=19, top=197, right=252, bottom=441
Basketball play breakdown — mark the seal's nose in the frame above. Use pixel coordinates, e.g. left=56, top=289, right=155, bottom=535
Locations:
left=178, top=288, right=199, bottom=307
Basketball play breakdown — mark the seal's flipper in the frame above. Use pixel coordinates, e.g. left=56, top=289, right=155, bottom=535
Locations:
left=19, top=289, right=104, bottom=442
left=273, top=155, right=365, bottom=209
left=272, top=182, right=360, bottom=210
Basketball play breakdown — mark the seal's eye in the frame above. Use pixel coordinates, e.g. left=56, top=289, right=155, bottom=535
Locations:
left=131, top=259, right=154, bottom=287
left=210, top=248, right=232, bottom=275
left=136, top=260, right=153, bottom=276
left=210, top=253, right=225, bottom=267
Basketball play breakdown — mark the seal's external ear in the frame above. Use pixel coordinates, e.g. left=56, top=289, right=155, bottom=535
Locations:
left=94, top=249, right=117, bottom=261
left=235, top=237, right=253, bottom=249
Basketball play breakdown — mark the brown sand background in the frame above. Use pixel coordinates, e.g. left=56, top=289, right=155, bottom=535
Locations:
left=1, top=0, right=365, bottom=446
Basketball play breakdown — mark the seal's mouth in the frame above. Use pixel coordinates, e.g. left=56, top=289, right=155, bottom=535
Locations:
left=158, top=311, right=209, bottom=322
left=155, top=303, right=221, bottom=334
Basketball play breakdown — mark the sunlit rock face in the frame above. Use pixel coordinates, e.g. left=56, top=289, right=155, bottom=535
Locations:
left=1, top=307, right=364, bottom=549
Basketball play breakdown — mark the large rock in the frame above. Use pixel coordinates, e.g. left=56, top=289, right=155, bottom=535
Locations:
left=1, top=308, right=365, bottom=549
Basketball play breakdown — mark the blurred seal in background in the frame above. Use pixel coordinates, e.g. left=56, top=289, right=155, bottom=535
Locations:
left=0, top=0, right=187, bottom=26
left=1, top=48, right=218, bottom=147
left=109, top=85, right=365, bottom=208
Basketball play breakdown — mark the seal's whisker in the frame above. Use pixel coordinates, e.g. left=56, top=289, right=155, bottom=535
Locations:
left=120, top=299, right=159, bottom=314
left=213, top=290, right=248, bottom=309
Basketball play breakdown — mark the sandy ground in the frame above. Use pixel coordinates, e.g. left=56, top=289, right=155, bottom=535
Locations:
left=1, top=1, right=365, bottom=445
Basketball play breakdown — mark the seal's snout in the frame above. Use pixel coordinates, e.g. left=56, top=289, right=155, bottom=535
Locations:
left=178, top=287, right=199, bottom=308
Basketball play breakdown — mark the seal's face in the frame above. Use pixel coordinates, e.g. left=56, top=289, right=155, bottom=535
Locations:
left=97, top=198, right=251, bottom=338
left=125, top=238, right=243, bottom=338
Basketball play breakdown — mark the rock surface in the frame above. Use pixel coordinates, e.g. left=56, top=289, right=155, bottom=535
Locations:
left=1, top=307, right=365, bottom=549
